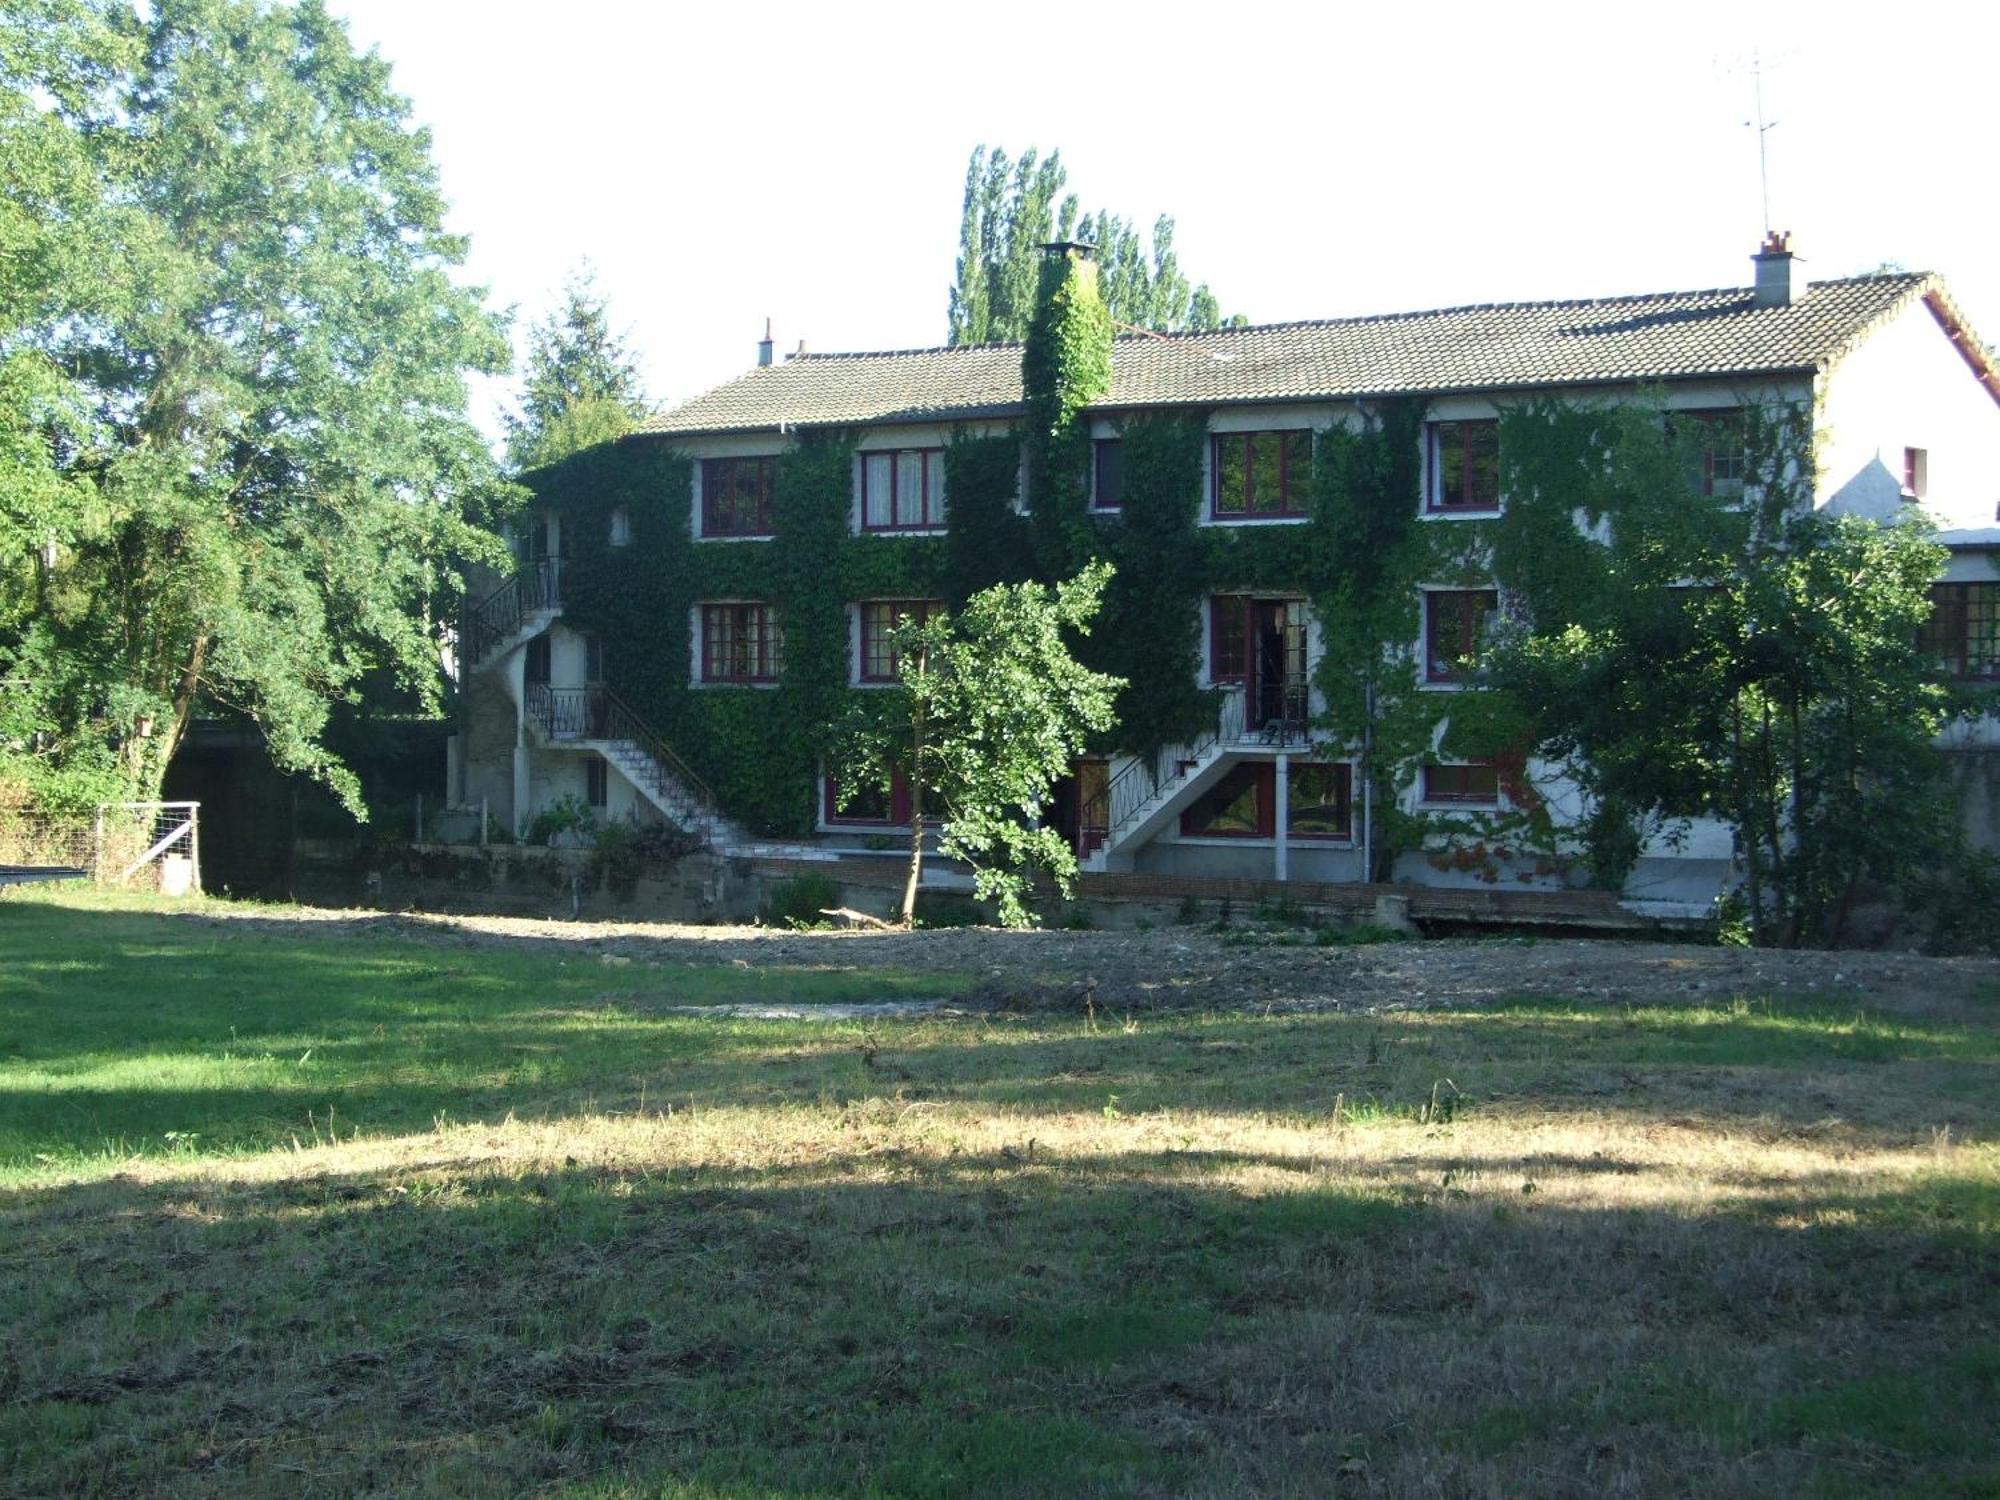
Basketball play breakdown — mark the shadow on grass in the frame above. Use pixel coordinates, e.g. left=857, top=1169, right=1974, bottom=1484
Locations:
left=0, top=1146, right=1994, bottom=1497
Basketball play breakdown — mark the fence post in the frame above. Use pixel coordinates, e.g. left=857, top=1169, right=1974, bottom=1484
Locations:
left=188, top=805, right=202, bottom=895
left=92, top=805, right=105, bottom=884
left=480, top=796, right=489, bottom=847
left=414, top=793, right=424, bottom=844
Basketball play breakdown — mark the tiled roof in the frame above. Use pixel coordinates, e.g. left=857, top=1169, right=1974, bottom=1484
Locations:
left=634, top=273, right=1943, bottom=437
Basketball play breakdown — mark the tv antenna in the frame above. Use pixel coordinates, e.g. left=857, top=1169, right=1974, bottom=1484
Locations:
left=1729, top=48, right=1790, bottom=234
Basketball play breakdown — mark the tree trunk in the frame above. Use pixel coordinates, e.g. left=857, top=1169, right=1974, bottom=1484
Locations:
left=901, top=698, right=926, bottom=926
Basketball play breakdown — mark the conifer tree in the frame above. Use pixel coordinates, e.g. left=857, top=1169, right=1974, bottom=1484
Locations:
left=504, top=265, right=650, bottom=472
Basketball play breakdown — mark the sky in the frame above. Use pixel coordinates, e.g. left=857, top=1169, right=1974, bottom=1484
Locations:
left=324, top=0, right=1999, bottom=440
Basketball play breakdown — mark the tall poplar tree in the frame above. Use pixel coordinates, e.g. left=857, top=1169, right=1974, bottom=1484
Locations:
left=947, top=144, right=1239, bottom=345
left=503, top=265, right=650, bottom=473
left=0, top=0, right=512, bottom=812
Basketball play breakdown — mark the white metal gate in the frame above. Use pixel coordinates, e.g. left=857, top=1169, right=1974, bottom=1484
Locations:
left=95, top=801, right=202, bottom=894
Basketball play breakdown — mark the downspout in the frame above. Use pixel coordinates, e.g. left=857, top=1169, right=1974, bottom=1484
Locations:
left=1361, top=678, right=1375, bottom=884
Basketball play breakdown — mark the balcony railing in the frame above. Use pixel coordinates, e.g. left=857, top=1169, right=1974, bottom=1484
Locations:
left=1076, top=681, right=1311, bottom=856
left=523, top=683, right=716, bottom=815
left=464, top=556, right=564, bottom=669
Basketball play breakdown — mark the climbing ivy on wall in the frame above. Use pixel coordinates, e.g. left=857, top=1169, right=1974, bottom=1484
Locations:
left=543, top=434, right=950, bottom=837
left=1023, top=245, right=1112, bottom=579
left=540, top=251, right=1939, bottom=918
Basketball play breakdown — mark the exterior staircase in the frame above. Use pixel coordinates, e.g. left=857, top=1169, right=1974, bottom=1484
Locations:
left=525, top=685, right=829, bottom=860
left=463, top=558, right=563, bottom=676
left=1078, top=687, right=1310, bottom=872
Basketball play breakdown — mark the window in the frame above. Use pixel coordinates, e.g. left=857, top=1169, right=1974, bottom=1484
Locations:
left=1675, top=409, right=1748, bottom=502
left=1092, top=439, right=1123, bottom=512
left=1424, top=589, right=1498, bottom=684
left=585, top=757, right=608, bottom=809
left=824, top=770, right=911, bottom=826
left=1423, top=762, right=1500, bottom=806
left=524, top=634, right=551, bottom=686
left=1427, top=420, right=1500, bottom=513
left=1923, top=583, right=2000, bottom=680
left=858, top=599, right=944, bottom=682
left=860, top=448, right=946, bottom=531
left=1177, top=761, right=1354, bottom=840
left=1181, top=762, right=1269, bottom=838
left=584, top=633, right=605, bottom=684
left=1903, top=447, right=1929, bottom=500
left=1213, top=430, right=1311, bottom=518
left=608, top=505, right=632, bottom=546
left=1209, top=597, right=1308, bottom=683
left=699, top=602, right=781, bottom=683
left=701, top=456, right=776, bottom=537
left=1289, top=763, right=1353, bottom=841
left=1211, top=595, right=1250, bottom=682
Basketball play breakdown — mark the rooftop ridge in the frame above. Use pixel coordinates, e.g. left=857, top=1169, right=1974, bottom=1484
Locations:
left=632, top=271, right=1955, bottom=437
left=770, top=273, right=1935, bottom=365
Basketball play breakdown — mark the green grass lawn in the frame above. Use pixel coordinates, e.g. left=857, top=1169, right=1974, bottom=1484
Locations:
left=1, top=888, right=1995, bottom=1497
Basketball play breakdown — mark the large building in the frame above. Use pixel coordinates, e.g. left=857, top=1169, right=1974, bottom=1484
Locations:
left=453, top=237, right=2000, bottom=910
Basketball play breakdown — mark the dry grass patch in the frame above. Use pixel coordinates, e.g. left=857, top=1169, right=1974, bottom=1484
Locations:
left=0, top=889, right=1995, bottom=1496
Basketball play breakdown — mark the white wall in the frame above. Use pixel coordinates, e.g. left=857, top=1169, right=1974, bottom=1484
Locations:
left=1818, top=298, right=2000, bottom=528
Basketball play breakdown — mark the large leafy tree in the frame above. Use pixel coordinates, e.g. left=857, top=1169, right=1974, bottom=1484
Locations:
left=0, top=0, right=511, bottom=811
left=840, top=563, right=1124, bottom=927
left=503, top=264, right=649, bottom=472
left=1484, top=400, right=1957, bottom=946
left=948, top=145, right=1238, bottom=345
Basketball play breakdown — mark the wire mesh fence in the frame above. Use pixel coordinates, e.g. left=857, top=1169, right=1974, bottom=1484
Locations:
left=0, top=801, right=201, bottom=893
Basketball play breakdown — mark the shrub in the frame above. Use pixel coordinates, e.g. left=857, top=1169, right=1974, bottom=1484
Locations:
left=764, top=872, right=843, bottom=929
left=523, top=795, right=595, bottom=846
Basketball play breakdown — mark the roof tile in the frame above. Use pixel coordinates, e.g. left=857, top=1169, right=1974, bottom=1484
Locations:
left=634, top=274, right=1936, bottom=437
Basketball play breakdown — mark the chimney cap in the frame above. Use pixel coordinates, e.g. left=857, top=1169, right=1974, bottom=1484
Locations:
left=1757, top=229, right=1793, bottom=257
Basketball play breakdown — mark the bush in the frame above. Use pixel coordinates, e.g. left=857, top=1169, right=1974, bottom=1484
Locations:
left=914, top=891, right=986, bottom=928
left=1905, top=849, right=2000, bottom=955
left=764, top=872, right=843, bottom=929
left=589, top=815, right=703, bottom=890
left=523, top=794, right=595, bottom=847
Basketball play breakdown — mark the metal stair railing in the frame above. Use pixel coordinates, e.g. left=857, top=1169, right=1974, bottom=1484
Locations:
left=523, top=683, right=718, bottom=822
left=1077, top=689, right=1247, bottom=857
left=464, top=556, right=564, bottom=669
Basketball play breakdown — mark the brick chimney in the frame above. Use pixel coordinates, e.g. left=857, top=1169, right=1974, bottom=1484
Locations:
left=756, top=318, right=773, bottom=368
left=1753, top=231, right=1801, bottom=308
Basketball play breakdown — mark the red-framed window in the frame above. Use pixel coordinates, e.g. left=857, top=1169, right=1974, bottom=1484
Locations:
left=1903, top=446, right=1929, bottom=500
left=859, top=599, right=944, bottom=683
left=1673, top=409, right=1748, bottom=501
left=1212, top=431, right=1311, bottom=519
left=1092, top=439, right=1124, bottom=512
left=1178, top=761, right=1354, bottom=840
left=1211, top=595, right=1250, bottom=682
left=1181, top=762, right=1270, bottom=838
left=1424, top=589, right=1498, bottom=684
left=699, top=602, right=781, bottom=683
left=1422, top=762, right=1501, bottom=806
left=824, top=770, right=912, bottom=826
left=860, top=449, right=946, bottom=531
left=1923, top=583, right=2000, bottom=680
left=1209, top=595, right=1310, bottom=696
left=701, top=456, right=776, bottom=536
left=1426, top=420, right=1500, bottom=513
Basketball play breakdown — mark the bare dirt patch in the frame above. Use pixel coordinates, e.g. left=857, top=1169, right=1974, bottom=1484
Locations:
left=185, top=901, right=2000, bottom=1017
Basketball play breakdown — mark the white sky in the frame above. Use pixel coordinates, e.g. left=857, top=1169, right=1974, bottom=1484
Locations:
left=325, top=0, right=1999, bottom=440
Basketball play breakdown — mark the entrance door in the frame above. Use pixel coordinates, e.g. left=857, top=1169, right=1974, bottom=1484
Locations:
left=1248, top=601, right=1307, bottom=738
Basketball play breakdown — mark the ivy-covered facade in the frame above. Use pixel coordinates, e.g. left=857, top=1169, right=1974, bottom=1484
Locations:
left=455, top=238, right=2000, bottom=907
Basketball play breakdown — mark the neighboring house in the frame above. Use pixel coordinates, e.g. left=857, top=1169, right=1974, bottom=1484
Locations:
left=453, top=236, right=2000, bottom=902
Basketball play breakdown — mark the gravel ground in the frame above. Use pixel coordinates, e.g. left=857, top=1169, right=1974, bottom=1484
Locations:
left=198, top=903, right=2000, bottom=1017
